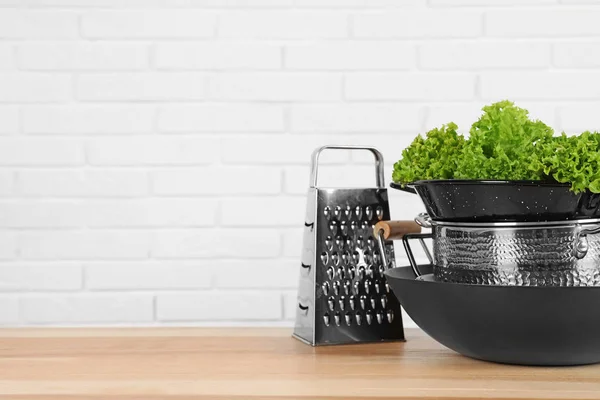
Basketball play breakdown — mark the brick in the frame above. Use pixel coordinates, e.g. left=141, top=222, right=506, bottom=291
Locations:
left=285, top=42, right=414, bottom=70
left=0, top=45, right=15, bottom=70
left=346, top=73, right=476, bottom=101
left=208, top=73, right=341, bottom=101
left=0, top=11, right=78, bottom=39
left=0, top=297, right=18, bottom=325
left=21, top=294, right=154, bottom=324
left=77, top=73, right=206, bottom=102
left=220, top=135, right=350, bottom=165
left=388, top=194, right=429, bottom=224
left=222, top=134, right=412, bottom=166
left=431, top=0, right=553, bottom=4
left=156, top=291, right=281, bottom=321
left=23, top=105, right=155, bottom=134
left=290, top=104, right=422, bottom=133
left=158, top=104, right=284, bottom=133
left=0, top=232, right=18, bottom=260
left=151, top=167, right=281, bottom=195
left=0, top=106, right=19, bottom=134
left=486, top=9, right=600, bottom=37
left=214, top=259, right=297, bottom=289
left=0, top=200, right=83, bottom=228
left=424, top=102, right=487, bottom=132
left=0, top=171, right=14, bottom=196
left=284, top=165, right=388, bottom=195
left=155, top=43, right=281, bottom=70
left=558, top=104, right=600, bottom=133
left=218, top=11, right=347, bottom=39
left=16, top=170, right=149, bottom=197
left=0, top=138, right=83, bottom=166
left=282, top=290, right=297, bottom=320
left=19, top=43, right=149, bottom=71
left=353, top=11, right=482, bottom=38
left=221, top=197, right=305, bottom=227
left=82, top=11, right=217, bottom=39
left=360, top=0, right=426, bottom=4
left=292, top=0, right=424, bottom=6
left=281, top=228, right=303, bottom=258
left=0, top=0, right=292, bottom=5
left=284, top=166, right=311, bottom=195
left=151, top=230, right=215, bottom=259
left=0, top=74, right=71, bottom=103
left=84, top=199, right=218, bottom=227
left=480, top=72, right=600, bottom=101
left=0, top=263, right=81, bottom=291
left=191, top=0, right=292, bottom=6
left=292, top=0, right=363, bottom=5
left=19, top=231, right=151, bottom=260
left=419, top=42, right=551, bottom=70
left=87, top=136, right=219, bottom=166
left=151, top=229, right=280, bottom=259
left=553, top=42, right=600, bottom=68
left=85, top=261, right=212, bottom=290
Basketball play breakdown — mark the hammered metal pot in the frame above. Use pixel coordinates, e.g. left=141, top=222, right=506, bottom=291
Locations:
left=377, top=214, right=600, bottom=286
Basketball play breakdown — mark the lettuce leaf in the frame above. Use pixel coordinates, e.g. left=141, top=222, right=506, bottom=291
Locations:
left=537, top=132, right=600, bottom=194
left=392, top=122, right=465, bottom=185
left=454, top=100, right=554, bottom=181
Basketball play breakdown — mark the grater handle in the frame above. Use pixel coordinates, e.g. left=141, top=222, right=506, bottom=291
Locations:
left=310, top=145, right=385, bottom=188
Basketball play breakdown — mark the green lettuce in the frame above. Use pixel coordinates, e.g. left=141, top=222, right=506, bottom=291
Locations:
left=454, top=101, right=554, bottom=181
left=392, top=122, right=465, bottom=185
left=537, top=132, right=600, bottom=194
left=392, top=100, right=600, bottom=193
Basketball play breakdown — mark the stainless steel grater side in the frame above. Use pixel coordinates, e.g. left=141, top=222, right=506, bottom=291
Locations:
left=293, top=145, right=405, bottom=346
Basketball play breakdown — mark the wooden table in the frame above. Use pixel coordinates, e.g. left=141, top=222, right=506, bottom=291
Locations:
left=1, top=328, right=600, bottom=399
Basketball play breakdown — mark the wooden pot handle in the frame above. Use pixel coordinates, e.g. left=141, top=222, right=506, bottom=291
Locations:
left=374, top=220, right=421, bottom=241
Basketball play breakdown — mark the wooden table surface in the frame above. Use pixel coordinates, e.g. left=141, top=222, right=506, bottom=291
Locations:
left=1, top=328, right=600, bottom=399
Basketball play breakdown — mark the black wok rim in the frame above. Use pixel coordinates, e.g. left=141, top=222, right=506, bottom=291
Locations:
left=384, top=266, right=600, bottom=291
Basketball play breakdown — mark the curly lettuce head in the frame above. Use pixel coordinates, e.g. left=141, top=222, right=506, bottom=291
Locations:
left=454, top=100, right=554, bottom=181
left=392, top=122, right=465, bottom=185
left=538, top=131, right=600, bottom=194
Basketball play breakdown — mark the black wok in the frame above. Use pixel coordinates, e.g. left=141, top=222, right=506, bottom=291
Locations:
left=385, top=265, right=600, bottom=366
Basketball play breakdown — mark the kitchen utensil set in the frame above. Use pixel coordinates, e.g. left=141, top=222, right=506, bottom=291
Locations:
left=294, top=145, right=600, bottom=365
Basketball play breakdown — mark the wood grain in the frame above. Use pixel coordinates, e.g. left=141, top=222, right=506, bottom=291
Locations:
left=0, top=328, right=599, bottom=399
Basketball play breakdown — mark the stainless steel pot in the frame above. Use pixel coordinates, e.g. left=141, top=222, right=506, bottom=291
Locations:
left=375, top=214, right=600, bottom=286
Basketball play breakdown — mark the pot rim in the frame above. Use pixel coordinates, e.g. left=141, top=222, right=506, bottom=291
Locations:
left=410, top=179, right=572, bottom=187
left=420, top=215, right=600, bottom=228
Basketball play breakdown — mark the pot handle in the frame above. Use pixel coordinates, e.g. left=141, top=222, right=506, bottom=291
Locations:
left=374, top=220, right=433, bottom=277
left=402, top=233, right=434, bottom=277
left=574, top=225, right=600, bottom=259
left=374, top=220, right=421, bottom=240
left=415, top=212, right=433, bottom=228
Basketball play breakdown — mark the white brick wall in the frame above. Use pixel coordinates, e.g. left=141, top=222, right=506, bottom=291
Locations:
left=1, top=0, right=599, bottom=327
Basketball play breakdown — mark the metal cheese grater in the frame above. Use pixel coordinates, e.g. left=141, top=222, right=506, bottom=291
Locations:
left=292, top=145, right=405, bottom=346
